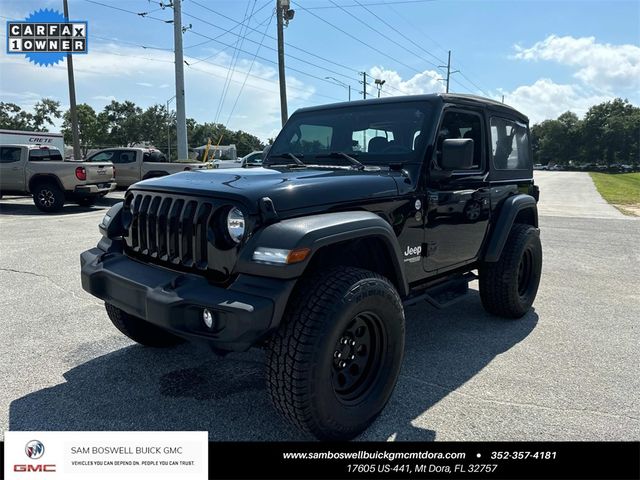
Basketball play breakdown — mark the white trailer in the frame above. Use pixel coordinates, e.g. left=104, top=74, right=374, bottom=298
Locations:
left=0, top=129, right=65, bottom=154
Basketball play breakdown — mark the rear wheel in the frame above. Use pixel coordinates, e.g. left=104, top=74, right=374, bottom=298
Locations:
left=479, top=223, right=542, bottom=318
left=267, top=266, right=405, bottom=440
left=32, top=182, right=64, bottom=213
left=105, top=303, right=184, bottom=347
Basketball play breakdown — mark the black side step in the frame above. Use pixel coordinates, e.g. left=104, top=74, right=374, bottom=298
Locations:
left=403, top=272, right=477, bottom=309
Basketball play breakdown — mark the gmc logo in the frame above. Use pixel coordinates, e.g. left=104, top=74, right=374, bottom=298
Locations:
left=13, top=464, right=57, bottom=472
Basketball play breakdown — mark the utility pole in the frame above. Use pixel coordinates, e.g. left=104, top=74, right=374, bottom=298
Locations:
left=63, top=0, right=81, bottom=159
left=362, top=72, right=367, bottom=99
left=166, top=95, right=175, bottom=159
left=276, top=0, right=293, bottom=126
left=438, top=50, right=459, bottom=94
left=501, top=95, right=505, bottom=104
left=173, top=0, right=188, bottom=160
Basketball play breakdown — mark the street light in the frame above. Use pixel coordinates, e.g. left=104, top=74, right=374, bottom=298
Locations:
left=166, top=95, right=176, bottom=159
left=374, top=78, right=386, bottom=98
left=325, top=76, right=351, bottom=101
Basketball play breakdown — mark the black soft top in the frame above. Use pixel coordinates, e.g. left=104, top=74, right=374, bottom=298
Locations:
left=295, top=93, right=529, bottom=124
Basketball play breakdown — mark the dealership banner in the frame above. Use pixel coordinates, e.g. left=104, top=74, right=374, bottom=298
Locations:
left=3, top=431, right=207, bottom=479
left=2, top=438, right=639, bottom=479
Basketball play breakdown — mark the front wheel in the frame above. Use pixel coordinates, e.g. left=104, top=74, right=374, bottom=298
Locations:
left=267, top=266, right=405, bottom=440
left=479, top=223, right=542, bottom=318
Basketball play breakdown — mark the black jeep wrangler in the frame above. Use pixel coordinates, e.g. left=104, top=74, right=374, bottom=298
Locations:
left=81, top=94, right=542, bottom=440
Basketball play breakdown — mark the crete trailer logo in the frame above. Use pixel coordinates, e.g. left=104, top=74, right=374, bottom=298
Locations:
left=13, top=440, right=56, bottom=473
left=6, top=9, right=88, bottom=67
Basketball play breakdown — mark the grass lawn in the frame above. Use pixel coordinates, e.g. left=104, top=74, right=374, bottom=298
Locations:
left=590, top=172, right=640, bottom=216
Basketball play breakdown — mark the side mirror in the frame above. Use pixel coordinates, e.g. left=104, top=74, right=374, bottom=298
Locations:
left=441, top=138, right=474, bottom=170
left=262, top=145, right=271, bottom=160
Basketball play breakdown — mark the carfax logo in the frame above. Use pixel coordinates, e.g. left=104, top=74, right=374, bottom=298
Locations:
left=6, top=8, right=88, bottom=66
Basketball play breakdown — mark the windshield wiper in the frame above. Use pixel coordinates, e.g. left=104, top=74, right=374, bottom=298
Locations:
left=266, top=152, right=305, bottom=166
left=316, top=152, right=365, bottom=170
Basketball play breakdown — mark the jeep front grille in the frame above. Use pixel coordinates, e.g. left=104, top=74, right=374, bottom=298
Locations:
left=124, top=192, right=214, bottom=270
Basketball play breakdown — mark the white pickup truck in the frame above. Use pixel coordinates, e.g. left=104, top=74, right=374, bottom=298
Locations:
left=0, top=144, right=115, bottom=212
left=85, top=148, right=209, bottom=187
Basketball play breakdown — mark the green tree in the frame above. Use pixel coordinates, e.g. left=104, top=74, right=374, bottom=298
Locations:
left=61, top=104, right=105, bottom=155
left=32, top=98, right=62, bottom=131
left=0, top=98, right=61, bottom=131
left=101, top=100, right=143, bottom=146
left=581, top=98, right=639, bottom=167
left=138, top=104, right=170, bottom=149
left=531, top=98, right=640, bottom=168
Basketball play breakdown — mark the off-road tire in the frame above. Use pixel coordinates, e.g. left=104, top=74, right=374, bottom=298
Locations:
left=32, top=181, right=64, bottom=213
left=267, top=266, right=405, bottom=440
left=105, top=303, right=184, bottom=347
left=480, top=223, right=542, bottom=318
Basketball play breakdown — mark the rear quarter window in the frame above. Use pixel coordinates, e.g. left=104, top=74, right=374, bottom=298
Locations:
left=490, top=117, right=530, bottom=170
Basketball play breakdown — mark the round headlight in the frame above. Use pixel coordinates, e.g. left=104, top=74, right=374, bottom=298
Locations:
left=226, top=207, right=245, bottom=243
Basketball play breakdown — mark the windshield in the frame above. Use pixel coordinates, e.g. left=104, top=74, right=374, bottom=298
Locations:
left=268, top=102, right=432, bottom=166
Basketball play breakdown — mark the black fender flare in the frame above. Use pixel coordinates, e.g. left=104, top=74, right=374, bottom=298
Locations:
left=28, top=174, right=64, bottom=193
left=236, top=211, right=409, bottom=296
left=483, top=194, right=538, bottom=263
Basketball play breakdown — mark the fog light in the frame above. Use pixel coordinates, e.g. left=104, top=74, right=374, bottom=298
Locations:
left=203, top=309, right=214, bottom=329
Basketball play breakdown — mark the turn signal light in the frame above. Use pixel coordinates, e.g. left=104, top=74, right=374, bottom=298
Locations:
left=286, top=248, right=311, bottom=264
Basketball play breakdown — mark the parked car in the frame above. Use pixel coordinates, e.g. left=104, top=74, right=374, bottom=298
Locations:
left=85, top=148, right=209, bottom=187
left=81, top=93, right=542, bottom=440
left=212, top=158, right=243, bottom=169
left=240, top=150, right=264, bottom=168
left=0, top=144, right=115, bottom=212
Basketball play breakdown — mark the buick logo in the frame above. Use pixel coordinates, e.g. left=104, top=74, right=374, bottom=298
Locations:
left=25, top=440, right=45, bottom=459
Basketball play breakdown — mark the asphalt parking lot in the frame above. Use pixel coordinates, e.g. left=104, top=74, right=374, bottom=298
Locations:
left=1, top=172, right=639, bottom=441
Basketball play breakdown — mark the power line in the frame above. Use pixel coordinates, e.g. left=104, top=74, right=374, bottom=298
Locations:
left=214, top=0, right=257, bottom=125
left=225, top=10, right=275, bottom=126
left=85, top=0, right=358, bottom=94
left=184, top=0, right=273, bottom=51
left=353, top=0, right=445, bottom=66
left=83, top=0, right=170, bottom=22
left=182, top=11, right=359, bottom=86
left=91, top=33, right=173, bottom=51
left=191, top=10, right=273, bottom=63
left=88, top=36, right=343, bottom=103
left=455, top=70, right=490, bottom=97
left=185, top=27, right=360, bottom=91
left=188, top=1, right=361, bottom=77
left=305, top=0, right=437, bottom=8
left=327, top=0, right=442, bottom=70
left=87, top=0, right=362, bottom=94
left=382, top=2, right=491, bottom=96
left=291, top=1, right=430, bottom=78
left=184, top=63, right=343, bottom=102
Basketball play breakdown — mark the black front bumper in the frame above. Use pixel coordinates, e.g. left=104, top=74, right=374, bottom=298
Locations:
left=80, top=246, right=295, bottom=351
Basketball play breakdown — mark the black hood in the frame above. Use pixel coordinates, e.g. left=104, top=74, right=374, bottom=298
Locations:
left=132, top=167, right=400, bottom=213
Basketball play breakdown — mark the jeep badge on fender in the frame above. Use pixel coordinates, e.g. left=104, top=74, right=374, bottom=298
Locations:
left=80, top=94, right=542, bottom=440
